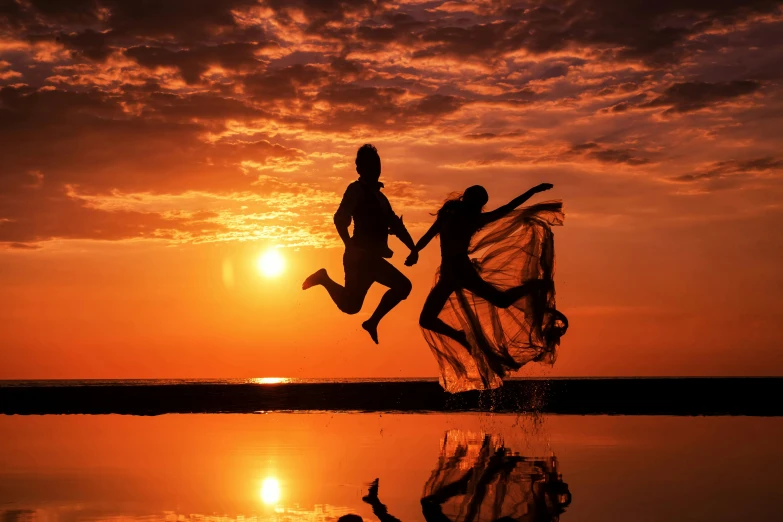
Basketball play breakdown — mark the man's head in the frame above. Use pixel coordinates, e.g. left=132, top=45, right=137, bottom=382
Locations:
left=356, top=143, right=381, bottom=182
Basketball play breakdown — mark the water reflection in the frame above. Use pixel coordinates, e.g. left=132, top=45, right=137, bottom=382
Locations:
left=249, top=377, right=292, bottom=385
left=2, top=414, right=782, bottom=522
left=1, top=505, right=361, bottom=522
left=362, top=431, right=570, bottom=522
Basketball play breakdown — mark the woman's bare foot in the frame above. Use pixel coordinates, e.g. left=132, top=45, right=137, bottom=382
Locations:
left=484, top=354, right=507, bottom=377
left=362, top=320, right=379, bottom=344
left=503, top=355, right=523, bottom=370
left=302, top=268, right=327, bottom=290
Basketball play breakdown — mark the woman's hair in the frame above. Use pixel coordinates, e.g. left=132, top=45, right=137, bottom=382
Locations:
left=434, top=191, right=464, bottom=217
left=435, top=185, right=488, bottom=217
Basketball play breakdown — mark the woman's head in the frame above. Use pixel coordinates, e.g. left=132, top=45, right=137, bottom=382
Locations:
left=463, top=185, right=488, bottom=210
left=436, top=185, right=488, bottom=217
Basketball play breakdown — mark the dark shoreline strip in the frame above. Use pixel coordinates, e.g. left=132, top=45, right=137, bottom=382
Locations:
left=1, top=378, right=782, bottom=416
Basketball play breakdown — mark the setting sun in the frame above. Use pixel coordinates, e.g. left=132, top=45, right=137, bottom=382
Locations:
left=260, top=477, right=281, bottom=505
left=257, top=249, right=285, bottom=278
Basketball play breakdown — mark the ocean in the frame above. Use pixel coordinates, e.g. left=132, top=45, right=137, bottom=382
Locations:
left=2, top=377, right=781, bottom=415
left=2, top=378, right=783, bottom=521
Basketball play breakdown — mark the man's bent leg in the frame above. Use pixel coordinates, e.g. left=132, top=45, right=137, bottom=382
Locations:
left=303, top=250, right=374, bottom=315
left=302, top=268, right=327, bottom=290
left=362, top=258, right=412, bottom=344
left=337, top=249, right=375, bottom=314
left=303, top=268, right=353, bottom=309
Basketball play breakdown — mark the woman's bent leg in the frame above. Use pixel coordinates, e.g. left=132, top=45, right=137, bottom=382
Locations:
left=461, top=268, right=552, bottom=309
left=419, top=281, right=470, bottom=350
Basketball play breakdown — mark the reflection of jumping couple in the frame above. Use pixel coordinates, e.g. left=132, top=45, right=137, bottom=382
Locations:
left=357, top=445, right=571, bottom=522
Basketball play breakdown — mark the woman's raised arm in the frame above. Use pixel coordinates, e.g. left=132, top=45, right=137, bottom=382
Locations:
left=405, top=218, right=441, bottom=266
left=479, top=183, right=553, bottom=225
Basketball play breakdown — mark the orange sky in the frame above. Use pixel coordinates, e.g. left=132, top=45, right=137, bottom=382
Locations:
left=1, top=0, right=783, bottom=378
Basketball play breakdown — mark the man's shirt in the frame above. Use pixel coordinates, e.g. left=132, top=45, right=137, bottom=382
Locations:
left=334, top=179, right=398, bottom=258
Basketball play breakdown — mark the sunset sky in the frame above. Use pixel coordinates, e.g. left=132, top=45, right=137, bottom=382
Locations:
left=1, top=0, right=782, bottom=379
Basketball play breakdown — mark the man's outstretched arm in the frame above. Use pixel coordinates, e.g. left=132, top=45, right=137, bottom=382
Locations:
left=390, top=214, right=416, bottom=251
left=405, top=219, right=440, bottom=266
left=382, top=190, right=416, bottom=252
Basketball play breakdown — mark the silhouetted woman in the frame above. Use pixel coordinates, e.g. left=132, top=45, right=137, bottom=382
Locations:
left=406, top=184, right=567, bottom=392
left=364, top=431, right=571, bottom=522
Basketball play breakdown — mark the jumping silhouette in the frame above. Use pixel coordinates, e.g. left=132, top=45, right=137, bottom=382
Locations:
left=420, top=432, right=571, bottom=522
left=406, top=184, right=568, bottom=392
left=302, top=144, right=416, bottom=344
left=363, top=478, right=402, bottom=522
left=363, top=431, right=571, bottom=522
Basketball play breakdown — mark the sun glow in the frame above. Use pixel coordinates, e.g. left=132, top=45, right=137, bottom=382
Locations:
left=261, top=477, right=281, bottom=505
left=257, top=248, right=285, bottom=278
left=251, top=377, right=290, bottom=384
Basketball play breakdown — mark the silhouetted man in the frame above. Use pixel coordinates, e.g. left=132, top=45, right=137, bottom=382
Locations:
left=302, top=144, right=416, bottom=344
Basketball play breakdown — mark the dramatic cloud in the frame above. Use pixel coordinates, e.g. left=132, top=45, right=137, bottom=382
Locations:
left=1, top=0, right=782, bottom=248
left=643, top=81, right=763, bottom=114
left=672, top=156, right=783, bottom=191
left=126, top=42, right=273, bottom=84
left=57, top=29, right=115, bottom=61
left=575, top=144, right=652, bottom=166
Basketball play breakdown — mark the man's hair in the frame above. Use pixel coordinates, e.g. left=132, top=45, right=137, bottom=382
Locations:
left=355, top=143, right=379, bottom=174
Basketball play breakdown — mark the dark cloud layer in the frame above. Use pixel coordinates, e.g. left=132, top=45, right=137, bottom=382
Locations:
left=561, top=143, right=652, bottom=166
left=674, top=157, right=783, bottom=183
left=57, top=29, right=115, bottom=61
left=126, top=43, right=272, bottom=84
left=1, top=0, right=782, bottom=246
left=644, top=81, right=762, bottom=114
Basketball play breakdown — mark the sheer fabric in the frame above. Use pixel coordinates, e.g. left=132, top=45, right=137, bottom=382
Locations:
left=422, top=431, right=571, bottom=522
left=423, top=201, right=568, bottom=393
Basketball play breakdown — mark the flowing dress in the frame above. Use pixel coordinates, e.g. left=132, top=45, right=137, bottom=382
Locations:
left=422, top=201, right=567, bottom=393
left=422, top=430, right=571, bottom=522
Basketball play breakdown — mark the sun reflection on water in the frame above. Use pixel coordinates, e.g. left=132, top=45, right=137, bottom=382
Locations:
left=250, top=377, right=291, bottom=385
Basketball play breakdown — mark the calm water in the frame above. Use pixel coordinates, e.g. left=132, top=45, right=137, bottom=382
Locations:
left=0, top=378, right=408, bottom=387
left=1, top=413, right=782, bottom=522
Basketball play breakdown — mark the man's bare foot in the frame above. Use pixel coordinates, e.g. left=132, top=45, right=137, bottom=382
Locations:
left=302, top=268, right=326, bottom=290
left=362, top=321, right=379, bottom=344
